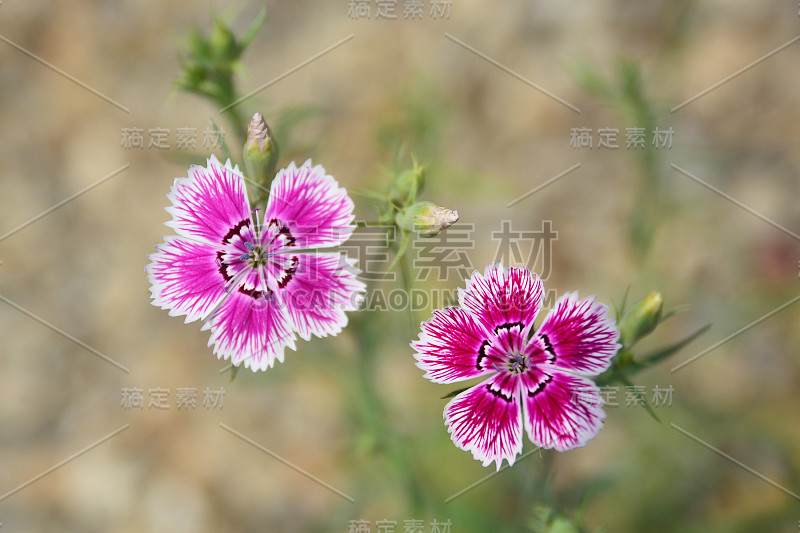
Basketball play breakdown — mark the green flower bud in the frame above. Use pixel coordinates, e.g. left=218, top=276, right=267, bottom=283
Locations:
left=395, top=201, right=459, bottom=237
left=390, top=163, right=425, bottom=203
left=618, top=291, right=663, bottom=348
left=210, top=19, right=240, bottom=63
left=243, top=113, right=278, bottom=185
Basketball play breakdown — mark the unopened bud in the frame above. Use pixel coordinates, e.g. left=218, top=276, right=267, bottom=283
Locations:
left=243, top=113, right=277, bottom=184
left=619, top=291, right=663, bottom=348
left=391, top=163, right=425, bottom=203
left=210, top=19, right=239, bottom=63
left=396, top=201, right=459, bottom=237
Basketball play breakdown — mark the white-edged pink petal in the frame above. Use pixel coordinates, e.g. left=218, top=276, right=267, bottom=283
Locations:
left=521, top=369, right=605, bottom=452
left=413, top=307, right=496, bottom=384
left=145, top=236, right=229, bottom=323
left=274, top=253, right=366, bottom=341
left=164, top=155, right=252, bottom=245
left=458, top=262, right=543, bottom=336
left=444, top=372, right=524, bottom=469
left=203, top=270, right=296, bottom=371
left=535, top=292, right=620, bottom=375
left=263, top=160, right=355, bottom=250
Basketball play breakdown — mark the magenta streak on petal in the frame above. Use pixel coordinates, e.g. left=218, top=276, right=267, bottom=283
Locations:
left=264, top=161, right=355, bottom=250
left=146, top=236, right=230, bottom=323
left=237, top=284, right=270, bottom=299
left=262, top=218, right=296, bottom=252
left=524, top=367, right=554, bottom=397
left=412, top=306, right=496, bottom=384
left=205, top=270, right=296, bottom=370
left=278, top=253, right=364, bottom=341
left=522, top=334, right=555, bottom=369
left=539, top=333, right=557, bottom=363
left=459, top=263, right=544, bottom=336
left=484, top=327, right=528, bottom=373
left=165, top=156, right=252, bottom=245
left=216, top=250, right=244, bottom=282
left=198, top=261, right=257, bottom=324
left=234, top=266, right=271, bottom=300
left=445, top=373, right=524, bottom=469
left=221, top=219, right=251, bottom=245
left=535, top=292, right=619, bottom=375
left=521, top=370, right=605, bottom=452
left=276, top=256, right=299, bottom=289
left=475, top=340, right=491, bottom=372
left=214, top=218, right=259, bottom=285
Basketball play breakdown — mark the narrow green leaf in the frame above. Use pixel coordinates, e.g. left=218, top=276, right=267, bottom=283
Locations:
left=639, top=323, right=711, bottom=365
left=384, top=230, right=411, bottom=278
left=241, top=7, right=267, bottom=49
left=614, top=285, right=630, bottom=321
left=441, top=387, right=470, bottom=400
left=210, top=118, right=235, bottom=164
left=351, top=188, right=388, bottom=202
left=616, top=373, right=661, bottom=423
left=570, top=61, right=616, bottom=101
left=659, top=304, right=691, bottom=323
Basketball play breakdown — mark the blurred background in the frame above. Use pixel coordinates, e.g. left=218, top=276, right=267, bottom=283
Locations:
left=1, top=1, right=799, bottom=531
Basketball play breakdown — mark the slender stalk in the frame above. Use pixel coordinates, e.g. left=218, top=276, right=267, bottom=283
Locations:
left=350, top=307, right=427, bottom=516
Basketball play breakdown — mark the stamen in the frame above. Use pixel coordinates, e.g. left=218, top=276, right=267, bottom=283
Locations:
left=238, top=254, right=250, bottom=261
left=244, top=241, right=255, bottom=252
left=253, top=209, right=262, bottom=243
left=508, top=353, right=527, bottom=374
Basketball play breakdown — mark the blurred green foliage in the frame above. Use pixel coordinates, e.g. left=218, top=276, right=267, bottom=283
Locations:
left=572, top=59, right=665, bottom=263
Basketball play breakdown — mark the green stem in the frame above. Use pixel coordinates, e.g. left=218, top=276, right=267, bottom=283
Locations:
left=351, top=310, right=427, bottom=516
left=347, top=232, right=430, bottom=516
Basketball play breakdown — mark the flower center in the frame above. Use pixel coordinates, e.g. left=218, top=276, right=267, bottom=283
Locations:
left=507, top=352, right=528, bottom=374
left=239, top=241, right=272, bottom=268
